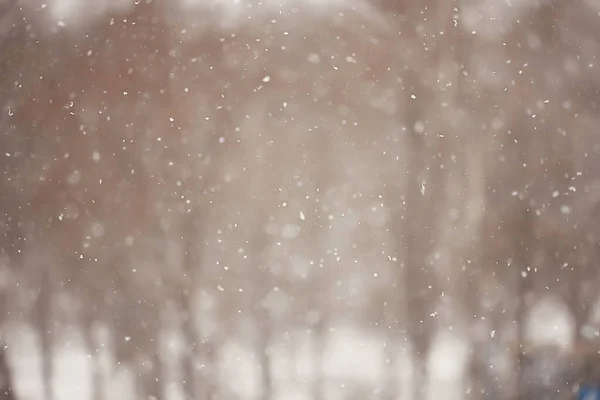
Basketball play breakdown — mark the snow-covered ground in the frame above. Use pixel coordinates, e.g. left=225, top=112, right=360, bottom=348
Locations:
left=3, top=300, right=578, bottom=400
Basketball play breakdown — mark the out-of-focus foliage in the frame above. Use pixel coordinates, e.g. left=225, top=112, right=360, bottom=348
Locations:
left=0, top=0, right=599, bottom=399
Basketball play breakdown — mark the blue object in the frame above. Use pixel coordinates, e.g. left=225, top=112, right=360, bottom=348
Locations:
left=577, top=384, right=600, bottom=400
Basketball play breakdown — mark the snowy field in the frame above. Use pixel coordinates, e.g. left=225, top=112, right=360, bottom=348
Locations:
left=3, top=298, right=580, bottom=400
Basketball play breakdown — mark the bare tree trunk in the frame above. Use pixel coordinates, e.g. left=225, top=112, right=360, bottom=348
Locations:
left=36, top=268, right=54, bottom=400
left=514, top=210, right=535, bottom=400
left=149, top=348, right=163, bottom=400
left=311, top=319, right=325, bottom=400
left=411, top=343, right=429, bottom=400
left=83, top=323, right=103, bottom=400
left=381, top=314, right=400, bottom=400
left=259, top=321, right=273, bottom=400
left=179, top=213, right=218, bottom=400
left=0, top=345, right=15, bottom=400
left=403, top=74, right=436, bottom=400
left=140, top=331, right=163, bottom=400
left=180, top=309, right=196, bottom=400
left=181, top=212, right=201, bottom=400
left=197, top=340, right=217, bottom=400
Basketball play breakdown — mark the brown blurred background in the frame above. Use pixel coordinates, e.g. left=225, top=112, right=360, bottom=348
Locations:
left=1, top=0, right=600, bottom=399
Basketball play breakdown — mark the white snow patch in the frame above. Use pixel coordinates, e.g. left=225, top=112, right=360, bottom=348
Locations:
left=525, top=295, right=575, bottom=351
left=427, top=330, right=470, bottom=381
left=218, top=341, right=262, bottom=399
left=53, top=341, right=92, bottom=400
left=322, top=326, right=384, bottom=384
left=426, top=330, right=470, bottom=400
